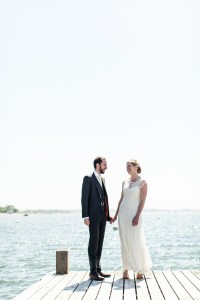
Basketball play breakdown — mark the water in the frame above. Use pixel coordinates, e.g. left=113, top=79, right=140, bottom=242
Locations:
left=0, top=211, right=200, bottom=299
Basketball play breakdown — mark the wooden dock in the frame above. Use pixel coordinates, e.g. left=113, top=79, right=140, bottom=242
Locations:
left=14, top=270, right=200, bottom=299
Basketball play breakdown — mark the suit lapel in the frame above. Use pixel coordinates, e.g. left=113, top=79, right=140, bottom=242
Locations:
left=92, top=173, right=103, bottom=199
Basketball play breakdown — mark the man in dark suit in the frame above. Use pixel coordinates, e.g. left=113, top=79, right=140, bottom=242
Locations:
left=81, top=156, right=112, bottom=281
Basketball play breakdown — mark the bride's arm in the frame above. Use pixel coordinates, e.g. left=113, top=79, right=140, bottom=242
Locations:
left=132, top=181, right=148, bottom=226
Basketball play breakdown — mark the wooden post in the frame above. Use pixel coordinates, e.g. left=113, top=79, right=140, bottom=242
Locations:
left=56, top=249, right=69, bottom=274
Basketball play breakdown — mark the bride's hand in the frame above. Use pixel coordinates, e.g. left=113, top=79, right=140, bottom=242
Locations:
left=113, top=215, right=117, bottom=223
left=132, top=216, right=139, bottom=226
left=110, top=216, right=117, bottom=224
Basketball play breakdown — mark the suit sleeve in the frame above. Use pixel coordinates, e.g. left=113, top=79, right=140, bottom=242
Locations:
left=81, top=176, right=91, bottom=218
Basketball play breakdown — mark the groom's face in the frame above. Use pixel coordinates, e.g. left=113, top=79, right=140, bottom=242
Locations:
left=99, top=159, right=107, bottom=174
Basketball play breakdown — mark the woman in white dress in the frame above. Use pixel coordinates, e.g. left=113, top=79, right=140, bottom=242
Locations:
left=112, top=159, right=152, bottom=279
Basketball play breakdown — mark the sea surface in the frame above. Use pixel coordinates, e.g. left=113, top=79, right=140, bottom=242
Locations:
left=0, top=210, right=200, bottom=299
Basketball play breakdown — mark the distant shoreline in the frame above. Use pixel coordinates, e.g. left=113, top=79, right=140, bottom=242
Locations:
left=1, top=208, right=199, bottom=214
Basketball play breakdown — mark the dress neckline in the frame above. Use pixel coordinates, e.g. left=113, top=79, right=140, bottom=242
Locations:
left=128, top=176, right=141, bottom=188
left=129, top=176, right=141, bottom=183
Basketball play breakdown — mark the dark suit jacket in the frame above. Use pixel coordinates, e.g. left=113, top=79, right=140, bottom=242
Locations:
left=81, top=172, right=110, bottom=222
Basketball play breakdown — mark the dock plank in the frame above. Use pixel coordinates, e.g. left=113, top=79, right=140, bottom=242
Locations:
left=153, top=271, right=178, bottom=300
left=14, top=273, right=56, bottom=300
left=192, top=270, right=200, bottom=280
left=95, top=273, right=114, bottom=300
left=123, top=272, right=136, bottom=300
left=163, top=270, right=193, bottom=299
left=82, top=279, right=102, bottom=300
left=172, top=271, right=200, bottom=300
left=135, top=273, right=151, bottom=300
left=55, top=271, right=88, bottom=300
left=66, top=271, right=92, bottom=300
left=182, top=271, right=200, bottom=291
left=41, top=272, right=77, bottom=300
left=14, top=270, right=200, bottom=300
left=109, top=271, right=123, bottom=300
left=28, top=274, right=66, bottom=300
left=144, top=271, right=165, bottom=299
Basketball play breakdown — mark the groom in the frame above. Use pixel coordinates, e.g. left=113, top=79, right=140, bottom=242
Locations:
left=81, top=156, right=112, bottom=281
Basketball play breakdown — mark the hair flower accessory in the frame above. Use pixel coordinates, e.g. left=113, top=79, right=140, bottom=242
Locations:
left=130, top=159, right=139, bottom=165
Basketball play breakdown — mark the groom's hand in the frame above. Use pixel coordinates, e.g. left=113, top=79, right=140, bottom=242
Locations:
left=109, top=217, right=114, bottom=224
left=84, top=218, right=90, bottom=226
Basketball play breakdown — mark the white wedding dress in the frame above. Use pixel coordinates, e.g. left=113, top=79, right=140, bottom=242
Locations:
left=118, top=177, right=152, bottom=272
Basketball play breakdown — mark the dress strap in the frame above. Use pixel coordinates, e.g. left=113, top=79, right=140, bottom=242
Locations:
left=139, top=180, right=146, bottom=189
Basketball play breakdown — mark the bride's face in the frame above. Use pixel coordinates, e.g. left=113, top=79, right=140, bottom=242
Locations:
left=126, top=163, right=137, bottom=174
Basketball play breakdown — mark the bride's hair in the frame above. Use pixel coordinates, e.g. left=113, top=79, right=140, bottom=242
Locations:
left=127, top=159, right=141, bottom=174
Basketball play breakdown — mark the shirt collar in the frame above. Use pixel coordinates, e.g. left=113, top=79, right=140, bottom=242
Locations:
left=94, top=170, right=101, bottom=178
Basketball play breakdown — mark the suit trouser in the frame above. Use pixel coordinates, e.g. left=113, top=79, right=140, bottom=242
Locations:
left=88, top=213, right=106, bottom=274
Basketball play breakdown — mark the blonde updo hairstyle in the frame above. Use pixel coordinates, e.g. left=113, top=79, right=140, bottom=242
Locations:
left=127, top=159, right=141, bottom=174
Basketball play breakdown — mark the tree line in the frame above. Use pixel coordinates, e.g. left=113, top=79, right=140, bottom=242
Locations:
left=0, top=205, right=18, bottom=213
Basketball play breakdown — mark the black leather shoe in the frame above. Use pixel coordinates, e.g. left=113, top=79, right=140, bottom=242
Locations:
left=98, top=272, right=111, bottom=278
left=89, top=273, right=104, bottom=281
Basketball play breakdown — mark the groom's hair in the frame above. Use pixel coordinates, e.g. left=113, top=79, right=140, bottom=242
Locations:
left=93, top=157, right=105, bottom=169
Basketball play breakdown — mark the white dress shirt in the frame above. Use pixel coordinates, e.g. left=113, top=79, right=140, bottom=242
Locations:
left=94, top=170, right=102, bottom=187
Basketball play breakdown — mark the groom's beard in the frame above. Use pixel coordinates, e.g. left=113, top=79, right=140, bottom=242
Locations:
left=99, top=167, right=105, bottom=174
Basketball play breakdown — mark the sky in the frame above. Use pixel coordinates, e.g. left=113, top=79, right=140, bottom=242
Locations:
left=0, top=0, right=200, bottom=211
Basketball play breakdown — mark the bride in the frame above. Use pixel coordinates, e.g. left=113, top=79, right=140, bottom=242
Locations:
left=112, top=159, right=152, bottom=279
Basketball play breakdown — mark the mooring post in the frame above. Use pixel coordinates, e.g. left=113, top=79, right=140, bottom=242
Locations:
left=56, top=249, right=69, bottom=274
